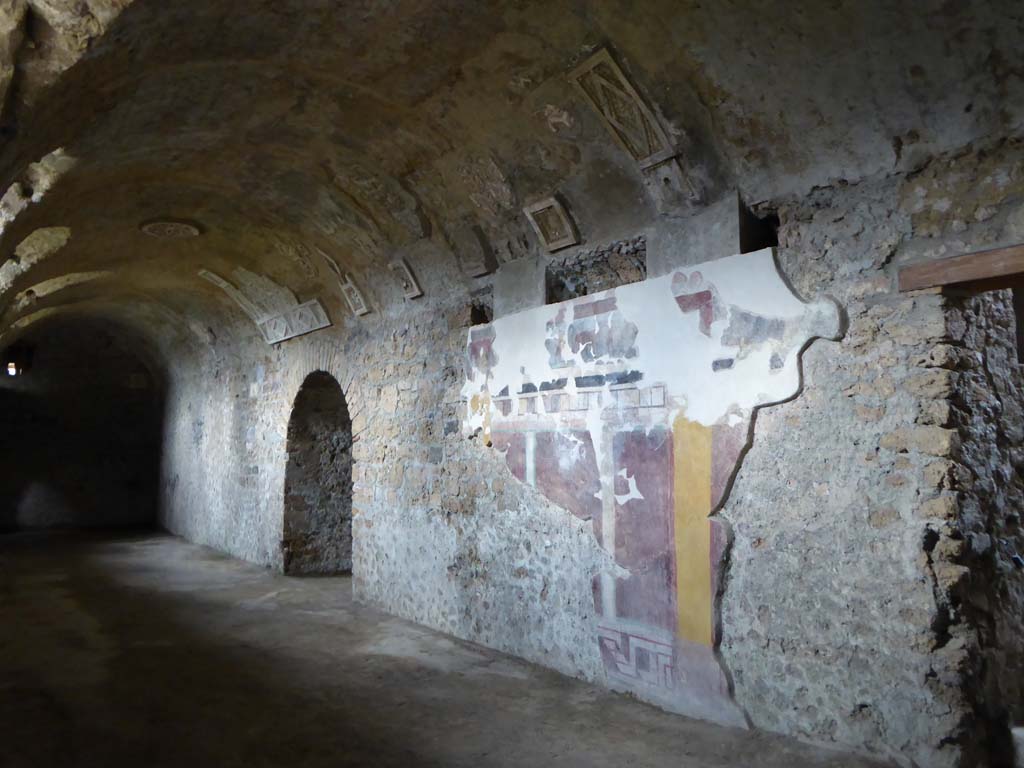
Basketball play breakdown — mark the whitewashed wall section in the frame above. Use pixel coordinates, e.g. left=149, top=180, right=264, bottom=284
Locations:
left=461, top=247, right=841, bottom=726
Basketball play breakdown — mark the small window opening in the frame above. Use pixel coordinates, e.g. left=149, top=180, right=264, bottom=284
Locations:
left=469, top=288, right=493, bottom=325
left=470, top=301, right=492, bottom=325
left=739, top=197, right=779, bottom=252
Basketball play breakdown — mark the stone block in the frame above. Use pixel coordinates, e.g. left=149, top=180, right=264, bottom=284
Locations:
left=493, top=255, right=545, bottom=318
left=916, top=494, right=959, bottom=520
left=880, top=426, right=959, bottom=456
left=646, top=192, right=747, bottom=278
left=905, top=370, right=957, bottom=399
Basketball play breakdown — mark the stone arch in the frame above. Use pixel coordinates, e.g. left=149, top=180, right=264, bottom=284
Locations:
left=282, top=370, right=353, bottom=575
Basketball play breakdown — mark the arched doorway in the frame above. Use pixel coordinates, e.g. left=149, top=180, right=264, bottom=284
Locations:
left=282, top=371, right=353, bottom=575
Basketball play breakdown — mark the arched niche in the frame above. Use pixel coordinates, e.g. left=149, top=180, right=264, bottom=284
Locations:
left=282, top=371, right=353, bottom=575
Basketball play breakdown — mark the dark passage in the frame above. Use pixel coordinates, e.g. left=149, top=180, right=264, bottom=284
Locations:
left=0, top=317, right=166, bottom=531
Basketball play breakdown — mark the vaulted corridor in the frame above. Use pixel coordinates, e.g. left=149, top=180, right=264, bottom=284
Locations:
left=1, top=1, right=1023, bottom=766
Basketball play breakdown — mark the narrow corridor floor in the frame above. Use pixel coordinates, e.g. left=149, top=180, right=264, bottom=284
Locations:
left=0, top=531, right=889, bottom=768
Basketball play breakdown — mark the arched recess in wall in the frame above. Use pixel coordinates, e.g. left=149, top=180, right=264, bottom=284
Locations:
left=282, top=371, right=354, bottom=575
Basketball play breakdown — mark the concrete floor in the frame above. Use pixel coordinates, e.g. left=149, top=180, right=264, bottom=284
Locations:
left=0, top=531, right=889, bottom=768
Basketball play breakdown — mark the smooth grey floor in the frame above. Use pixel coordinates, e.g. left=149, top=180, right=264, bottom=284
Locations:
left=0, top=531, right=889, bottom=767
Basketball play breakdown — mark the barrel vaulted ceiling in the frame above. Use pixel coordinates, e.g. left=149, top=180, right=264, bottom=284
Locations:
left=0, top=0, right=1018, bottom=353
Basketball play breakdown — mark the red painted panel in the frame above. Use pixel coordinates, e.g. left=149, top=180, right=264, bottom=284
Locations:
left=491, top=432, right=526, bottom=483
left=534, top=431, right=602, bottom=526
left=612, top=427, right=676, bottom=633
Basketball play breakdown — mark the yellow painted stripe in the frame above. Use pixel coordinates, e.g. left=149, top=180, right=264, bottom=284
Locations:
left=673, top=415, right=713, bottom=647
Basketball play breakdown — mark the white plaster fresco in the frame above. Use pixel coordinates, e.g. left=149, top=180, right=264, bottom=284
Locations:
left=463, top=248, right=841, bottom=435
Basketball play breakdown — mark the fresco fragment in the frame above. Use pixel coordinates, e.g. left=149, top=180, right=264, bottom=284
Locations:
left=460, top=247, right=841, bottom=726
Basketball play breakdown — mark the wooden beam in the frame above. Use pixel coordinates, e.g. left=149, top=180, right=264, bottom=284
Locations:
left=898, top=243, right=1024, bottom=293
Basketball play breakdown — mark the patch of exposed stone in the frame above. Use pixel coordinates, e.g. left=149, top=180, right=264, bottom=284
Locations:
left=545, top=236, right=646, bottom=302
left=719, top=143, right=1024, bottom=768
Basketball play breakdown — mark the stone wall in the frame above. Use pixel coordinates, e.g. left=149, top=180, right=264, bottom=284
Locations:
left=153, top=141, right=1024, bottom=768
left=720, top=177, right=962, bottom=767
left=951, top=290, right=1024, bottom=763
left=720, top=138, right=1024, bottom=767
left=156, top=300, right=616, bottom=683
left=912, top=139, right=1024, bottom=767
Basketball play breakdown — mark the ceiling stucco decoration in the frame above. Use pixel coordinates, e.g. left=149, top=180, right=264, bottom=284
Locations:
left=569, top=49, right=673, bottom=168
left=140, top=219, right=202, bottom=239
left=261, top=300, right=331, bottom=344
left=0, top=0, right=1012, bottom=355
left=569, top=48, right=701, bottom=208
left=273, top=237, right=319, bottom=280
left=449, top=221, right=494, bottom=278
left=6, top=306, right=61, bottom=335
left=330, top=162, right=430, bottom=242
left=10, top=271, right=113, bottom=315
left=312, top=192, right=386, bottom=260
left=198, top=267, right=331, bottom=344
left=319, top=248, right=371, bottom=316
left=452, top=154, right=516, bottom=222
left=524, top=196, right=579, bottom=253
left=389, top=258, right=423, bottom=300
left=493, top=230, right=533, bottom=267
left=339, top=273, right=370, bottom=317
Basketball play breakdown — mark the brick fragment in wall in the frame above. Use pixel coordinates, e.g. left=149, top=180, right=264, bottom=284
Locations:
left=922, top=460, right=957, bottom=491
left=912, top=344, right=965, bottom=370
left=917, top=400, right=953, bottom=427
left=868, top=506, right=900, bottom=529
